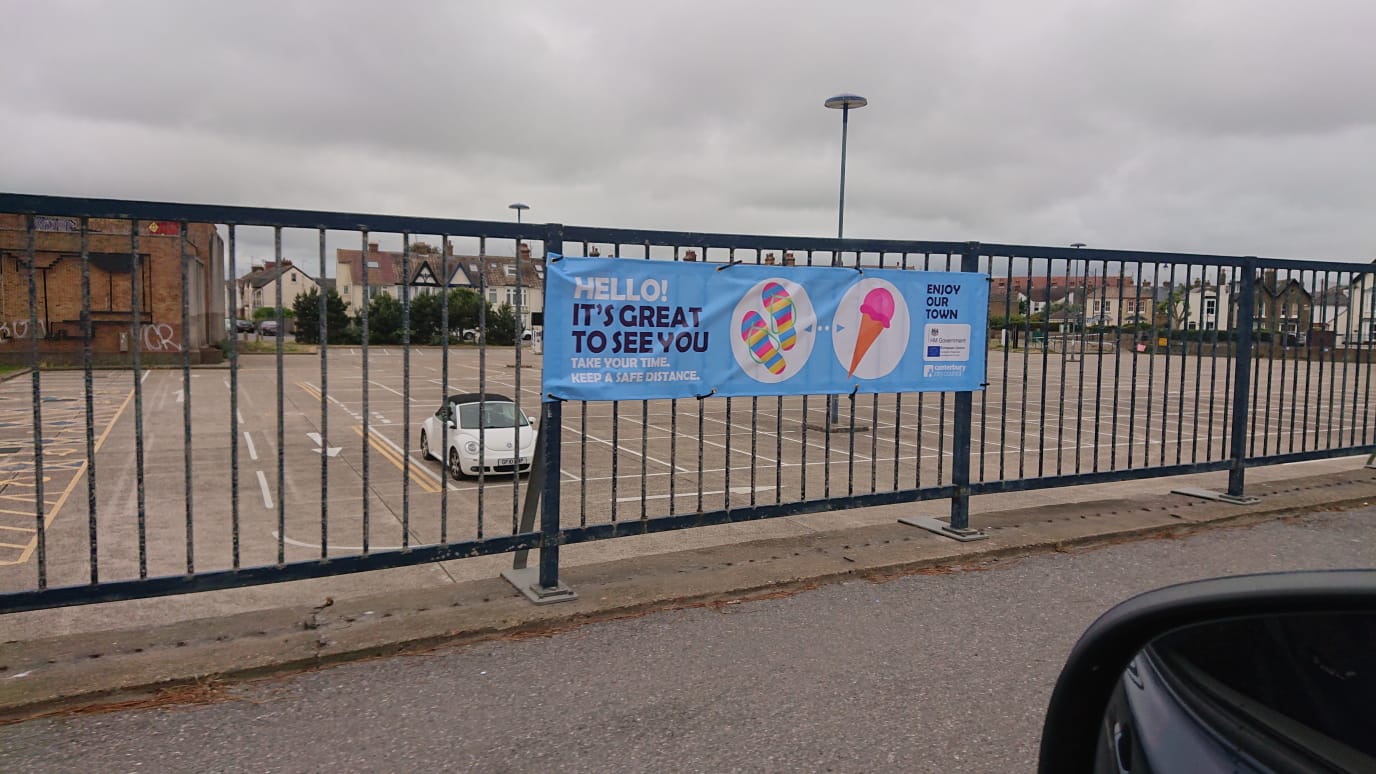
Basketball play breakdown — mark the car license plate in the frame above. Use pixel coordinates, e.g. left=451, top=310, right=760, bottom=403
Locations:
left=499, top=457, right=518, bottom=465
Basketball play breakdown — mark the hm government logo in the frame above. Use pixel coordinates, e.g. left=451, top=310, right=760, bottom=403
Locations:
left=928, top=326, right=941, bottom=341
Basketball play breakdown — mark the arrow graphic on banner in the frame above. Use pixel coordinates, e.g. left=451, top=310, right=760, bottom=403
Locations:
left=306, top=432, right=342, bottom=457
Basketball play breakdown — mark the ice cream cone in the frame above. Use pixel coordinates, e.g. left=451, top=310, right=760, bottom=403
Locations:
left=848, top=314, right=887, bottom=377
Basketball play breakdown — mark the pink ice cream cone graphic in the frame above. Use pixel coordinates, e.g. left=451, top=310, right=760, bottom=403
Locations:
left=847, top=288, right=894, bottom=377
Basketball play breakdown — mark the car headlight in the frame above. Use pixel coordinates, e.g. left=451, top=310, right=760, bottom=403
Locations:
left=463, top=440, right=479, bottom=455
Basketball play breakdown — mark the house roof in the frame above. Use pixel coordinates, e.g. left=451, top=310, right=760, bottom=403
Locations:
left=463, top=253, right=545, bottom=289
left=239, top=262, right=310, bottom=289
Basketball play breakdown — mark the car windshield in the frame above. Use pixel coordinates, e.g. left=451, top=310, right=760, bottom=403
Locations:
left=455, top=401, right=529, bottom=429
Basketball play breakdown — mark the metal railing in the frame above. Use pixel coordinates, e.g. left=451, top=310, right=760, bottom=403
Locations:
left=1, top=193, right=1373, bottom=613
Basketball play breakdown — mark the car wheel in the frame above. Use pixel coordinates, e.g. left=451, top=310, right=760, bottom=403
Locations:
left=419, top=430, right=433, bottom=460
left=448, top=447, right=464, bottom=480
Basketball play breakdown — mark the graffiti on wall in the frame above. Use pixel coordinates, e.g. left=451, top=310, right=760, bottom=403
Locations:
left=140, top=323, right=180, bottom=352
left=0, top=320, right=47, bottom=340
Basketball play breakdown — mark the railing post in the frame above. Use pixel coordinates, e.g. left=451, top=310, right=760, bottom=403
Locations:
left=1228, top=258, right=1257, bottom=497
left=501, top=223, right=575, bottom=604
left=949, top=243, right=981, bottom=532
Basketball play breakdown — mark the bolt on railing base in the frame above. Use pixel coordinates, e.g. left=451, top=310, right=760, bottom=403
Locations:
left=1170, top=487, right=1261, bottom=505
left=501, top=567, right=578, bottom=605
left=898, top=516, right=989, bottom=542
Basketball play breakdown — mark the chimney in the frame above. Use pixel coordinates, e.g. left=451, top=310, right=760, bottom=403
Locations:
left=519, top=242, right=532, bottom=260
left=683, top=250, right=697, bottom=262
left=783, top=251, right=796, bottom=266
left=764, top=252, right=777, bottom=265
left=368, top=242, right=379, bottom=253
left=589, top=247, right=601, bottom=256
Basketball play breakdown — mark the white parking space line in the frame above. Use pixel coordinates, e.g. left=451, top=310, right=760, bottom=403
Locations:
left=256, top=470, right=273, bottom=509
left=616, top=485, right=775, bottom=503
left=243, top=431, right=259, bottom=461
left=566, top=422, right=690, bottom=473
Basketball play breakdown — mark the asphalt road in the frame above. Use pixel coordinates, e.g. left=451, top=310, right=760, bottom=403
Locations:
left=3, top=507, right=1373, bottom=773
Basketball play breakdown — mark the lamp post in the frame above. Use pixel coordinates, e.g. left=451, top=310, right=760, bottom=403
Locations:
left=824, top=93, right=867, bottom=430
left=509, top=202, right=530, bottom=223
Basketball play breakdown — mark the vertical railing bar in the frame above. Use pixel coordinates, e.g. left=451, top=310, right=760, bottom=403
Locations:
left=1175, top=263, right=1190, bottom=466
left=180, top=222, right=195, bottom=574
left=274, top=227, right=286, bottom=564
left=999, top=256, right=1013, bottom=480
left=359, top=230, right=371, bottom=551
left=1361, top=273, right=1374, bottom=445
left=579, top=401, right=588, bottom=526
left=1205, top=265, right=1221, bottom=461
left=1089, top=261, right=1108, bottom=472
left=696, top=394, right=705, bottom=514
left=976, top=271, right=988, bottom=480
left=1037, top=257, right=1053, bottom=476
left=1144, top=262, right=1161, bottom=466
left=1191, top=266, right=1209, bottom=462
left=24, top=217, right=46, bottom=588
left=1265, top=275, right=1284, bottom=457
left=400, top=234, right=412, bottom=548
left=1248, top=268, right=1266, bottom=457
left=1286, top=276, right=1301, bottom=453
left=1018, top=255, right=1032, bottom=479
left=724, top=392, right=733, bottom=509
left=1299, top=269, right=1313, bottom=453
left=896, top=252, right=910, bottom=490
left=475, top=237, right=486, bottom=537
left=1107, top=261, right=1126, bottom=471
left=130, top=219, right=148, bottom=579
left=668, top=246, right=679, bottom=513
left=1054, top=259, right=1070, bottom=477
left=1221, top=266, right=1237, bottom=457
left=1126, top=262, right=1143, bottom=469
left=1227, top=259, right=1257, bottom=497
left=79, top=217, right=98, bottom=584
left=1073, top=257, right=1088, bottom=474
left=228, top=226, right=241, bottom=569
left=1353, top=271, right=1364, bottom=446
left=512, top=236, right=524, bottom=534
left=802, top=251, right=813, bottom=501
left=1160, top=262, right=1175, bottom=467
left=317, top=228, right=329, bottom=557
left=439, top=235, right=450, bottom=543
left=1324, top=271, right=1339, bottom=449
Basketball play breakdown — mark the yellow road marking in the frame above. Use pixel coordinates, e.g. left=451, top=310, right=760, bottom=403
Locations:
left=0, top=540, right=28, bottom=549
left=351, top=425, right=441, bottom=494
left=0, top=524, right=36, bottom=533
left=3, top=385, right=138, bottom=566
left=297, top=381, right=323, bottom=402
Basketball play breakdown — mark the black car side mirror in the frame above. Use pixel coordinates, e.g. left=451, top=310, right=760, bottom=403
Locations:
left=1037, top=570, right=1376, bottom=773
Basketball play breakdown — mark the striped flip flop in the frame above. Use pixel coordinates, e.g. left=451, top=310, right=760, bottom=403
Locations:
left=762, top=281, right=796, bottom=351
left=741, top=310, right=786, bottom=375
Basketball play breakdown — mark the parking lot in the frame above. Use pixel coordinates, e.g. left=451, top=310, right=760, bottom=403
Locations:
left=0, top=341, right=1372, bottom=593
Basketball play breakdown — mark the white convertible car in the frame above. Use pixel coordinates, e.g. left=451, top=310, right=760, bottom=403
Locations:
left=419, top=393, right=537, bottom=478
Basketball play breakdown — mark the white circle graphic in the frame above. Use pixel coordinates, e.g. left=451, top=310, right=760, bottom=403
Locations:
left=729, top=278, right=816, bottom=383
left=831, top=278, right=910, bottom=380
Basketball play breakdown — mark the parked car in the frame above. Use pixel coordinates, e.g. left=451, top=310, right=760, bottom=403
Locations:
left=234, top=319, right=255, bottom=333
left=419, top=393, right=536, bottom=479
left=258, top=319, right=281, bottom=336
left=1038, top=570, right=1376, bottom=772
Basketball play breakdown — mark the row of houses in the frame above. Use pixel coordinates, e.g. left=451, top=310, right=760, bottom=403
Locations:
left=988, top=270, right=1362, bottom=342
left=235, top=242, right=546, bottom=332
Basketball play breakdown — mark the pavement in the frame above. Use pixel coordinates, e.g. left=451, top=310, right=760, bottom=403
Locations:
left=2, top=458, right=1375, bottom=722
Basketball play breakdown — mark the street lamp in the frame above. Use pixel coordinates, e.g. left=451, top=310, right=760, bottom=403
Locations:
left=824, top=94, right=868, bottom=242
left=823, top=93, right=868, bottom=430
left=509, top=202, right=530, bottom=223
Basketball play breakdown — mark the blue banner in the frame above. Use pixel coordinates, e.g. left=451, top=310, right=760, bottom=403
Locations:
left=542, top=256, right=987, bottom=400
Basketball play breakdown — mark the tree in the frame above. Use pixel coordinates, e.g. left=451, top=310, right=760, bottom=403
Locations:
left=362, top=294, right=404, bottom=344
left=292, top=287, right=350, bottom=344
left=486, top=303, right=518, bottom=345
left=445, top=288, right=487, bottom=335
left=1155, top=288, right=1189, bottom=329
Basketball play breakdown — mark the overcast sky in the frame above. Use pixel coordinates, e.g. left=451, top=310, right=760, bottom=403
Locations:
left=5, top=0, right=1376, bottom=266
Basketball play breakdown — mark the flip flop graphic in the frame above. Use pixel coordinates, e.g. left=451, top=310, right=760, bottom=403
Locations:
left=762, top=282, right=797, bottom=351
left=741, top=310, right=786, bottom=375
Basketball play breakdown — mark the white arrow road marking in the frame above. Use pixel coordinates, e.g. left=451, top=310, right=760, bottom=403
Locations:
left=175, top=389, right=184, bottom=403
left=306, top=432, right=342, bottom=457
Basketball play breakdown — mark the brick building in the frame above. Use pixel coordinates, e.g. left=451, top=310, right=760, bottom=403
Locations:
left=0, top=215, right=225, bottom=361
